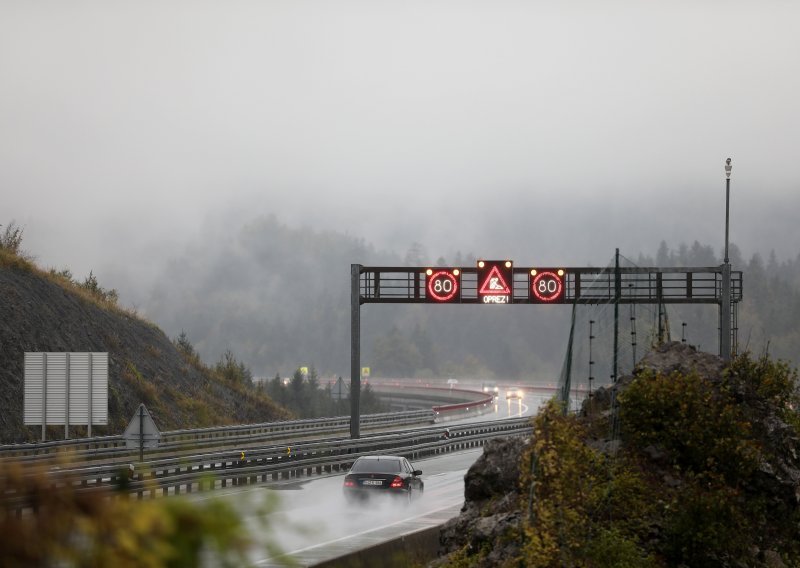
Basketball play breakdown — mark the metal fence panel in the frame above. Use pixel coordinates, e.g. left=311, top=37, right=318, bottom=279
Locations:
left=23, top=352, right=108, bottom=426
left=45, top=353, right=67, bottom=425
left=70, top=353, right=89, bottom=424
left=23, top=353, right=44, bottom=424
left=90, top=353, right=108, bottom=425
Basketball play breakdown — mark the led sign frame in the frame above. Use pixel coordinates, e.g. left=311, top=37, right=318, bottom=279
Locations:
left=530, top=269, right=566, bottom=303
left=477, top=260, right=513, bottom=304
left=425, top=268, right=461, bottom=303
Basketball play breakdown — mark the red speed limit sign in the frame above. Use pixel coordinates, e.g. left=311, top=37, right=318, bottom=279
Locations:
left=425, top=269, right=460, bottom=303
left=530, top=269, right=565, bottom=303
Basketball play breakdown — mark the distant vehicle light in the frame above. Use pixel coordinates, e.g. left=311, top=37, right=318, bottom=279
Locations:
left=506, top=389, right=523, bottom=400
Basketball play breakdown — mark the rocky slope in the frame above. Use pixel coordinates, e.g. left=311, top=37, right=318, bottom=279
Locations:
left=0, top=254, right=290, bottom=443
left=436, top=436, right=529, bottom=565
left=435, top=342, right=800, bottom=567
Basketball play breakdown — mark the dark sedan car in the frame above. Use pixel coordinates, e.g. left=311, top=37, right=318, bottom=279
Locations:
left=342, top=455, right=424, bottom=503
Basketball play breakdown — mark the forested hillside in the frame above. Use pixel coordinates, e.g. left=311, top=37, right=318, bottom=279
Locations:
left=143, top=217, right=799, bottom=382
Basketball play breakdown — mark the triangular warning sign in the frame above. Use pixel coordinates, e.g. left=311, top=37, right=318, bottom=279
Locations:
left=479, top=265, right=511, bottom=294
left=123, top=403, right=161, bottom=449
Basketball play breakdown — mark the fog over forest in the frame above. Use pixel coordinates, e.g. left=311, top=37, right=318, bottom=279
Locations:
left=2, top=2, right=798, bottom=380
left=134, top=214, right=800, bottom=383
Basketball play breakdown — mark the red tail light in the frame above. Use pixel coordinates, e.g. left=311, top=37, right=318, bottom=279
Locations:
left=390, top=476, right=404, bottom=489
left=344, top=478, right=355, bottom=487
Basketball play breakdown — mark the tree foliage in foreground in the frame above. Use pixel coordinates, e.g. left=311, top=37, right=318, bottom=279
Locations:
left=0, top=458, right=285, bottom=567
left=519, top=400, right=656, bottom=567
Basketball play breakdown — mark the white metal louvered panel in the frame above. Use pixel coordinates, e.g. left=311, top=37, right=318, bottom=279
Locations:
left=91, top=352, right=108, bottom=425
left=24, top=352, right=44, bottom=424
left=45, top=353, right=67, bottom=425
left=69, top=353, right=90, bottom=424
left=24, top=352, right=109, bottom=426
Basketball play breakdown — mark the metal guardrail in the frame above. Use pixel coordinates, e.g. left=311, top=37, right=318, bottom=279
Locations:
left=0, top=386, right=491, bottom=464
left=370, top=385, right=496, bottom=420
left=1, top=417, right=533, bottom=513
left=0, top=409, right=436, bottom=462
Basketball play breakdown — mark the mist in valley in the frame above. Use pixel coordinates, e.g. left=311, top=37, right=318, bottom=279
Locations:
left=2, top=1, right=799, bottom=380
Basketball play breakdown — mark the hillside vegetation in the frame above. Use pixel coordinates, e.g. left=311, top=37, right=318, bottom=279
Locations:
left=0, top=226, right=290, bottom=443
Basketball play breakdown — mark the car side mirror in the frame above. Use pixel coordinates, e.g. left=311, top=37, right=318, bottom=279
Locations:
left=413, top=469, right=422, bottom=476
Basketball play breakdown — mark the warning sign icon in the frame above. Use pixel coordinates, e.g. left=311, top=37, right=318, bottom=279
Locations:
left=477, top=260, right=513, bottom=304
left=479, top=266, right=511, bottom=294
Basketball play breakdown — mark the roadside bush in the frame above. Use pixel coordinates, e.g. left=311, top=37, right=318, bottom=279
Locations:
left=0, top=221, right=24, bottom=254
left=619, top=368, right=759, bottom=484
left=78, top=270, right=119, bottom=305
left=661, top=474, right=750, bottom=567
left=617, top=354, right=800, bottom=565
left=519, top=400, right=654, bottom=567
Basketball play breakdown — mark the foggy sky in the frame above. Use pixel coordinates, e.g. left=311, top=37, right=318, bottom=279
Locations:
left=2, top=1, right=799, bottom=307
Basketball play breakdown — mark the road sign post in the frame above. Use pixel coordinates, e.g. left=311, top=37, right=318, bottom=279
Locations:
left=351, top=264, right=361, bottom=439
left=123, top=403, right=160, bottom=462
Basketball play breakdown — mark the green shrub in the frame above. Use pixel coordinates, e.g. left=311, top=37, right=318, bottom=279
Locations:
left=618, top=369, right=759, bottom=484
left=0, top=221, right=24, bottom=254
left=584, top=528, right=655, bottom=568
left=661, top=475, right=749, bottom=567
left=519, top=400, right=653, bottom=567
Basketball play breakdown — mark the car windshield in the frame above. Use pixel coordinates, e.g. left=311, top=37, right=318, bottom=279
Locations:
left=351, top=459, right=401, bottom=474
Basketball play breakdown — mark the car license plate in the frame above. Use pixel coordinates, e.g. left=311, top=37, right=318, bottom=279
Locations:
left=362, top=480, right=382, bottom=486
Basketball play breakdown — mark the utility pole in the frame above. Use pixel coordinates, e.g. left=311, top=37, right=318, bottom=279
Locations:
left=613, top=248, right=620, bottom=383
left=720, top=158, right=732, bottom=361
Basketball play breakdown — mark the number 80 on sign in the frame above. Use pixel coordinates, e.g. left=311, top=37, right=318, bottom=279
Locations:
left=530, top=269, right=565, bottom=303
left=425, top=268, right=461, bottom=303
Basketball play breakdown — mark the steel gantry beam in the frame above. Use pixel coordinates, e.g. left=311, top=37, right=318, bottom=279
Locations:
left=355, top=265, right=742, bottom=305
left=349, top=263, right=742, bottom=438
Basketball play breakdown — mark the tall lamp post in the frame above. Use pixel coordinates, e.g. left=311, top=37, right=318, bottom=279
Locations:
left=720, top=158, right=732, bottom=361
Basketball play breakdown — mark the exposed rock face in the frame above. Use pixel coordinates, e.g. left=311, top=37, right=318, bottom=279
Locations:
left=636, top=340, right=726, bottom=381
left=582, top=341, right=725, bottom=419
left=435, top=436, right=528, bottom=565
